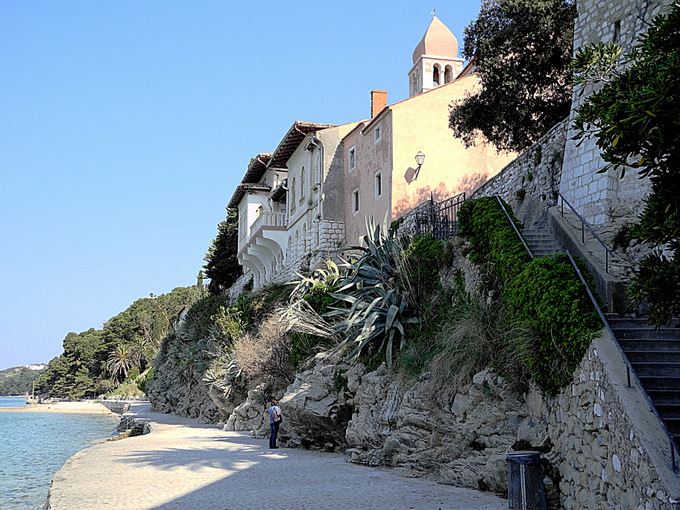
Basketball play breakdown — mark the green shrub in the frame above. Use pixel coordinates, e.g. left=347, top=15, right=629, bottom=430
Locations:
left=400, top=233, right=445, bottom=297
left=458, top=196, right=530, bottom=287
left=458, top=197, right=602, bottom=395
left=505, top=255, right=600, bottom=395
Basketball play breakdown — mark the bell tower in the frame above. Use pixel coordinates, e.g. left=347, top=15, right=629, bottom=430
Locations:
left=408, top=16, right=464, bottom=97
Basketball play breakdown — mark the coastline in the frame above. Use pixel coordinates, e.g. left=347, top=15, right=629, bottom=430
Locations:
left=0, top=402, right=117, bottom=415
left=44, top=402, right=507, bottom=510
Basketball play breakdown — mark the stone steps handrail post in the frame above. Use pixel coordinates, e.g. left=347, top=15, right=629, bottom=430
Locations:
left=557, top=191, right=615, bottom=273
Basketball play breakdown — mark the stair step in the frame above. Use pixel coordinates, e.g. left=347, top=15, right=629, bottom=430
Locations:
left=639, top=376, right=680, bottom=391
left=612, top=328, right=680, bottom=340
left=626, top=351, right=680, bottom=363
left=646, top=389, right=680, bottom=405
left=656, top=404, right=680, bottom=419
left=631, top=363, right=680, bottom=378
left=608, top=318, right=680, bottom=328
left=619, top=340, right=680, bottom=351
left=662, top=417, right=680, bottom=435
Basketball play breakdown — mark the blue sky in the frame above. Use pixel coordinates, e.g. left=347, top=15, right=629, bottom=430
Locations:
left=0, top=1, right=482, bottom=370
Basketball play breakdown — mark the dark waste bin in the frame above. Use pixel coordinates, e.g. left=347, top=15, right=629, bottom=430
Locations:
left=506, top=451, right=547, bottom=510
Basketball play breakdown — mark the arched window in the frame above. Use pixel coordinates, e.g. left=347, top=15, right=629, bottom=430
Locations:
left=302, top=223, right=307, bottom=251
left=291, top=177, right=296, bottom=211
left=300, top=167, right=305, bottom=199
left=444, top=65, right=453, bottom=84
left=433, top=64, right=441, bottom=86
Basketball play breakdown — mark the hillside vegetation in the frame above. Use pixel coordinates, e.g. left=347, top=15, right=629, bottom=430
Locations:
left=0, top=366, right=44, bottom=396
left=36, top=286, right=201, bottom=400
left=147, top=201, right=602, bottom=424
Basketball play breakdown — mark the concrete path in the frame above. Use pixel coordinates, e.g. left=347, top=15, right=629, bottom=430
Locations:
left=46, top=403, right=508, bottom=510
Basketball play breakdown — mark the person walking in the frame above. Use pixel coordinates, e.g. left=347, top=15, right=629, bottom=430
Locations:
left=268, top=399, right=282, bottom=449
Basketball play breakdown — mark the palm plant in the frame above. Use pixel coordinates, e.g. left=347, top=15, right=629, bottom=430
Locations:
left=328, top=217, right=419, bottom=366
left=106, top=343, right=141, bottom=381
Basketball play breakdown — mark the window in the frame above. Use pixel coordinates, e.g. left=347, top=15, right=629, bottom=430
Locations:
left=352, top=188, right=360, bottom=216
left=291, top=177, right=296, bottom=212
left=374, top=170, right=382, bottom=200
left=433, top=64, right=440, bottom=86
left=444, top=65, right=453, bottom=84
left=315, top=152, right=321, bottom=185
left=300, top=167, right=305, bottom=200
left=613, top=20, right=621, bottom=43
left=348, top=146, right=356, bottom=172
left=374, top=124, right=381, bottom=144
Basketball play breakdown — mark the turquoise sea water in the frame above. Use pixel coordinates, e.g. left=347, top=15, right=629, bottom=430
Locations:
left=0, top=397, right=120, bottom=510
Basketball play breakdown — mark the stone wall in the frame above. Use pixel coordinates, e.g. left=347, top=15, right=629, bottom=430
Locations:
left=472, top=118, right=568, bottom=229
left=394, top=199, right=433, bottom=239
left=559, top=0, right=673, bottom=225
left=533, top=333, right=680, bottom=509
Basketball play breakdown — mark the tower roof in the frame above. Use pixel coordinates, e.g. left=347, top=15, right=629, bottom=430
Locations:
left=412, top=16, right=458, bottom=64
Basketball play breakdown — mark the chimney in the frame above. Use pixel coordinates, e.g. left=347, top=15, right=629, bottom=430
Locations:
left=371, top=90, right=387, bottom=118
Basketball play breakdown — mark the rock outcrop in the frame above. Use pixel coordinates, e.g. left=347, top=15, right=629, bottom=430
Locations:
left=278, top=355, right=364, bottom=451
left=345, top=367, right=558, bottom=503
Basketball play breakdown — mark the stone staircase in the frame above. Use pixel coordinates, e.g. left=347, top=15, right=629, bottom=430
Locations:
left=523, top=226, right=680, bottom=449
left=522, top=228, right=564, bottom=257
left=608, top=317, right=680, bottom=448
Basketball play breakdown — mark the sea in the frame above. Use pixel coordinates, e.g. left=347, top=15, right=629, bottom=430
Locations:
left=0, top=397, right=120, bottom=510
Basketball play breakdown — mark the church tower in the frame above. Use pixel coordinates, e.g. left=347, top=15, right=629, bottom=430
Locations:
left=408, top=16, right=464, bottom=97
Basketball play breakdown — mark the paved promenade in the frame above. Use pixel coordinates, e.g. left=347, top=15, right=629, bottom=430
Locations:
left=46, top=403, right=507, bottom=510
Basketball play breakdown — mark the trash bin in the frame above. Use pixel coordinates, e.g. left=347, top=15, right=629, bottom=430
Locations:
left=506, top=450, right=547, bottom=510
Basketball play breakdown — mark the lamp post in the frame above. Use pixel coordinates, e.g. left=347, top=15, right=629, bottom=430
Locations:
left=413, top=151, right=425, bottom=180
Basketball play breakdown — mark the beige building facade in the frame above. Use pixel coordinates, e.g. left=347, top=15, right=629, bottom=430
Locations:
left=343, top=18, right=514, bottom=247
left=228, top=15, right=514, bottom=288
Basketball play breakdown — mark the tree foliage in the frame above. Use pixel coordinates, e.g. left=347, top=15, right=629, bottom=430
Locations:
left=571, top=2, right=680, bottom=326
left=204, top=208, right=242, bottom=296
left=0, top=366, right=44, bottom=396
left=449, top=0, right=577, bottom=152
left=37, top=286, right=199, bottom=398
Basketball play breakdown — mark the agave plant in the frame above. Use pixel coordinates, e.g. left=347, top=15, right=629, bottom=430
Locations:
left=328, top=217, right=419, bottom=365
left=289, top=260, right=342, bottom=302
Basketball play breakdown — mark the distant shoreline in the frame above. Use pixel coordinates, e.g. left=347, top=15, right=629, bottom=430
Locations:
left=0, top=402, right=116, bottom=415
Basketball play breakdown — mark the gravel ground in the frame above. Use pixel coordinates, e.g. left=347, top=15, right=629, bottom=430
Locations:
left=45, top=403, right=508, bottom=510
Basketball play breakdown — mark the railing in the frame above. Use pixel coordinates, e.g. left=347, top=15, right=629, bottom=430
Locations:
left=557, top=191, right=615, bottom=273
left=250, top=212, right=287, bottom=235
left=495, top=196, right=534, bottom=259
left=495, top=196, right=679, bottom=472
left=565, top=250, right=679, bottom=472
left=415, top=192, right=466, bottom=240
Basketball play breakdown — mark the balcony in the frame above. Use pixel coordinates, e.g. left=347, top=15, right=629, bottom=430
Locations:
left=251, top=212, right=287, bottom=236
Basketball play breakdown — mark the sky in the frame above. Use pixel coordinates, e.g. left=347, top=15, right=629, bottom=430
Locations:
left=0, top=0, right=482, bottom=370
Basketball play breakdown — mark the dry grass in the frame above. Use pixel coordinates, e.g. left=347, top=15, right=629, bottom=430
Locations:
left=424, top=299, right=534, bottom=403
left=233, top=316, right=292, bottom=380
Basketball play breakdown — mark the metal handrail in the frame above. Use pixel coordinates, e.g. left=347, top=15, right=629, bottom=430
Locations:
left=557, top=191, right=615, bottom=273
left=492, top=195, right=678, bottom=472
left=565, top=250, right=679, bottom=472
left=494, top=196, right=534, bottom=259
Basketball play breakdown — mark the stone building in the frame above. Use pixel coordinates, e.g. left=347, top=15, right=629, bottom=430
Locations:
left=343, top=18, right=514, bottom=246
left=228, top=121, right=359, bottom=290
left=560, top=0, right=674, bottom=225
left=228, top=15, right=514, bottom=290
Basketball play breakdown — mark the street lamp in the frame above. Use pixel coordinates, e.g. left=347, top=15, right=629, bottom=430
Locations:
left=413, top=151, right=426, bottom=180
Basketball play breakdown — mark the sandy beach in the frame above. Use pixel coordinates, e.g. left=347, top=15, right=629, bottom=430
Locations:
left=0, top=401, right=116, bottom=414
left=44, top=402, right=508, bottom=510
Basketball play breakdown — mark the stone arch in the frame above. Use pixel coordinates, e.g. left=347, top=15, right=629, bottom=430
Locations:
left=444, top=65, right=453, bottom=84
